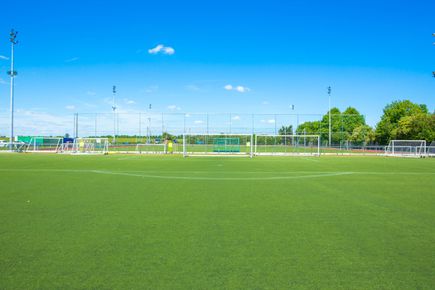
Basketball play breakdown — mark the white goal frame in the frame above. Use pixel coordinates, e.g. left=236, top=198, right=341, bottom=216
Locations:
left=385, top=140, right=426, bottom=157
left=254, top=134, right=320, bottom=156
left=135, top=143, right=167, bottom=154
left=72, top=138, right=109, bottom=154
left=183, top=133, right=254, bottom=157
left=27, top=137, right=63, bottom=153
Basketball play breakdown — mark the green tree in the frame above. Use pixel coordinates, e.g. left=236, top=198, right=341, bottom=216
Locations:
left=342, top=107, right=366, bottom=133
left=295, top=121, right=321, bottom=135
left=162, top=132, right=175, bottom=141
left=375, top=100, right=431, bottom=144
left=395, top=113, right=435, bottom=142
left=278, top=125, right=293, bottom=135
left=350, top=125, right=376, bottom=145
left=296, top=107, right=366, bottom=145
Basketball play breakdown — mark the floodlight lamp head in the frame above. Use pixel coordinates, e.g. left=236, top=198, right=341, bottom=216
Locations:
left=112, top=85, right=116, bottom=94
left=9, top=29, right=18, bottom=44
left=7, top=70, right=17, bottom=76
left=432, top=71, right=435, bottom=78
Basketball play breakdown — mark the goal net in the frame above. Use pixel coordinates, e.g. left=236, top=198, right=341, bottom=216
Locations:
left=73, top=138, right=109, bottom=154
left=183, top=134, right=253, bottom=157
left=385, top=140, right=426, bottom=157
left=27, top=137, right=63, bottom=152
left=136, top=143, right=167, bottom=154
left=427, top=141, right=435, bottom=157
left=0, top=142, right=27, bottom=152
left=255, top=134, right=320, bottom=156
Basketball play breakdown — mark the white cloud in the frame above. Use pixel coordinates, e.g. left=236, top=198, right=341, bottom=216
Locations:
left=194, top=120, right=204, bottom=124
left=148, top=44, right=175, bottom=55
left=163, top=47, right=175, bottom=55
left=185, top=84, right=200, bottom=92
left=0, top=78, right=8, bottom=85
left=267, top=119, right=275, bottom=124
left=235, top=86, right=250, bottom=93
left=0, top=55, right=9, bottom=60
left=65, top=105, right=76, bottom=110
left=124, top=99, right=136, bottom=105
left=10, top=109, right=72, bottom=136
left=262, top=101, right=270, bottom=105
left=167, top=105, right=181, bottom=111
left=144, top=85, right=159, bottom=93
left=82, top=102, right=97, bottom=108
left=86, top=91, right=97, bottom=96
left=232, top=115, right=241, bottom=121
left=65, top=57, right=79, bottom=63
left=224, top=84, right=250, bottom=93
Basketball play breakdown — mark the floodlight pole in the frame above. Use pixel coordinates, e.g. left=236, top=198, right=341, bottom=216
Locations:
left=8, top=29, right=18, bottom=150
left=328, top=86, right=332, bottom=146
left=147, top=104, right=151, bottom=144
left=112, top=86, right=117, bottom=143
left=291, top=104, right=298, bottom=134
left=432, top=33, right=435, bottom=78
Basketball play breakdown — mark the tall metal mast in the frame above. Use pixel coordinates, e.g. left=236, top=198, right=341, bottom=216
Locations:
left=328, top=86, right=332, bottom=147
left=8, top=29, right=18, bottom=150
left=112, top=85, right=117, bottom=143
left=147, top=104, right=152, bottom=144
left=432, top=33, right=435, bottom=78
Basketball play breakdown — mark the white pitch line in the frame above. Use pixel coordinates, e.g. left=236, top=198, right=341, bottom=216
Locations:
left=90, top=170, right=354, bottom=181
left=0, top=168, right=434, bottom=176
left=0, top=168, right=352, bottom=181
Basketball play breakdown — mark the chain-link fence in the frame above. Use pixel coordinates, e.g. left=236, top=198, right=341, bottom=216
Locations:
left=0, top=111, right=380, bottom=149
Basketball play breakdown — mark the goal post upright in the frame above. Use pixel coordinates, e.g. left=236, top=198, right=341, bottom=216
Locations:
left=250, top=133, right=253, bottom=158
left=183, top=133, right=187, bottom=157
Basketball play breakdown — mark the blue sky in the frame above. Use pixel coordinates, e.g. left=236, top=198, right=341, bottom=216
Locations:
left=0, top=0, right=434, bottom=135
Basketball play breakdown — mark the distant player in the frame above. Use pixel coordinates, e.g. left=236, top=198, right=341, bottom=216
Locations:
left=167, top=139, right=174, bottom=154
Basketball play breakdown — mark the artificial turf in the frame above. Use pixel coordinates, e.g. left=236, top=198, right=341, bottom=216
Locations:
left=0, top=154, right=434, bottom=289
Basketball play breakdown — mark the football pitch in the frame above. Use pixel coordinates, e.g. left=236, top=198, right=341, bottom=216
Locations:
left=0, top=154, right=434, bottom=289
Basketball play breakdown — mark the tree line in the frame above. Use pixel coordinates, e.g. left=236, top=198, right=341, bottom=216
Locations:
left=283, top=100, right=434, bottom=145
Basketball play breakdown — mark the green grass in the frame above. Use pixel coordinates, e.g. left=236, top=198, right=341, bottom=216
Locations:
left=0, top=154, right=434, bottom=289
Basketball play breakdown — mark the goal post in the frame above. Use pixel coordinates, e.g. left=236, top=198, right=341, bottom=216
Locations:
left=183, top=133, right=253, bottom=157
left=72, top=138, right=109, bottom=154
left=428, top=141, right=435, bottom=157
left=255, top=134, right=320, bottom=156
left=135, top=143, right=167, bottom=154
left=27, top=137, right=63, bottom=152
left=385, top=140, right=426, bottom=157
